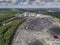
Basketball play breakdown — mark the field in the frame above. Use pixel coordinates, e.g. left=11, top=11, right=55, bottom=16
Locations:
left=43, top=12, right=60, bottom=18
left=0, top=9, right=60, bottom=45
left=0, top=10, right=14, bottom=26
left=0, top=9, right=27, bottom=45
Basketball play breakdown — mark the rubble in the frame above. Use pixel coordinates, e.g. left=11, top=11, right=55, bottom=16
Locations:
left=29, top=39, right=43, bottom=45
left=24, top=17, right=55, bottom=31
left=49, top=26, right=60, bottom=35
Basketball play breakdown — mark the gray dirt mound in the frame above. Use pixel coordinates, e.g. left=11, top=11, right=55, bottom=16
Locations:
left=29, top=40, right=43, bottom=45
left=49, top=26, right=60, bottom=35
left=24, top=17, right=55, bottom=31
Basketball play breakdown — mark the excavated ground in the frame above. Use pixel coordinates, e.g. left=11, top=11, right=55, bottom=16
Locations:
left=12, top=15, right=60, bottom=45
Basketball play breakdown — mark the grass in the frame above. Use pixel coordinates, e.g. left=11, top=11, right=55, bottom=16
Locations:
left=0, top=25, right=11, bottom=45
left=0, top=9, right=21, bottom=26
left=0, top=9, right=27, bottom=45
left=0, top=18, right=27, bottom=45
left=43, top=12, right=60, bottom=19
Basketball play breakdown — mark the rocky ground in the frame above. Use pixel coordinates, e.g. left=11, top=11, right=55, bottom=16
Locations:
left=12, top=14, right=60, bottom=45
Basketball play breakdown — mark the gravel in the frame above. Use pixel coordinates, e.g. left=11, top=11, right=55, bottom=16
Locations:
left=12, top=15, right=60, bottom=45
left=29, top=39, right=43, bottom=45
left=49, top=26, right=60, bottom=35
left=23, top=17, right=55, bottom=31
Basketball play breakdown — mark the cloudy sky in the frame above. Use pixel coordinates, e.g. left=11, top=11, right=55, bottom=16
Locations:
left=0, top=0, right=60, bottom=8
left=16, top=0, right=60, bottom=6
left=16, top=0, right=60, bottom=5
left=39, top=0, right=60, bottom=2
left=16, top=0, right=60, bottom=2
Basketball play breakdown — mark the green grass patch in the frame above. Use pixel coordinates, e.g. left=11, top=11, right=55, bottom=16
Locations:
left=0, top=18, right=27, bottom=45
left=0, top=9, right=22, bottom=26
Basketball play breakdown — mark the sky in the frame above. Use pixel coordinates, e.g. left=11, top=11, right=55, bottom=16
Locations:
left=16, top=0, right=60, bottom=8
left=16, top=0, right=60, bottom=2
left=0, top=0, right=60, bottom=8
